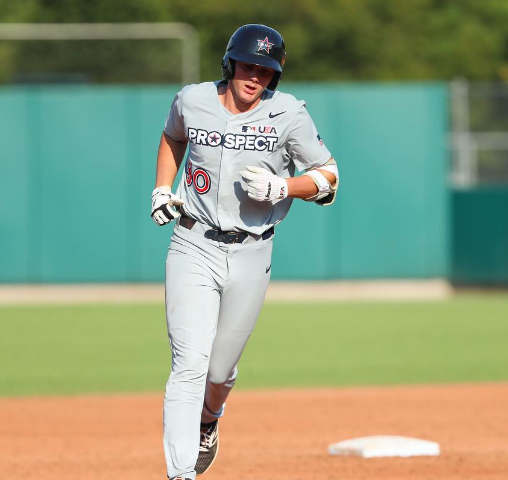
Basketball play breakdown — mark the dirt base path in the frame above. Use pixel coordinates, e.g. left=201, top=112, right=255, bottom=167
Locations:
left=1, top=383, right=507, bottom=480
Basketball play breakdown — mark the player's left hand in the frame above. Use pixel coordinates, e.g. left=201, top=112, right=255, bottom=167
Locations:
left=240, top=166, right=288, bottom=204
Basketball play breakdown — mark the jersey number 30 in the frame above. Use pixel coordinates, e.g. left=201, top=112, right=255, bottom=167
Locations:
left=186, top=160, right=211, bottom=194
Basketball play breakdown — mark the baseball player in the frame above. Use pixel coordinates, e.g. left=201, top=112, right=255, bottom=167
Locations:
left=151, top=24, right=338, bottom=480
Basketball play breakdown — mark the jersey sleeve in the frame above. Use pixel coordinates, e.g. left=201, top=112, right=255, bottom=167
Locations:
left=163, top=88, right=186, bottom=142
left=286, top=106, right=332, bottom=172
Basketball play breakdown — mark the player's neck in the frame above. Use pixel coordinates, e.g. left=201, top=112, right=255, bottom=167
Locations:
left=220, top=83, right=262, bottom=115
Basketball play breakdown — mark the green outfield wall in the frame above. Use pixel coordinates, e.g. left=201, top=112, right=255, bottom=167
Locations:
left=452, top=187, right=508, bottom=284
left=0, top=83, right=450, bottom=282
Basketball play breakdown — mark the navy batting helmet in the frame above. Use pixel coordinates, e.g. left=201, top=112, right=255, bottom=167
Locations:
left=221, top=24, right=286, bottom=91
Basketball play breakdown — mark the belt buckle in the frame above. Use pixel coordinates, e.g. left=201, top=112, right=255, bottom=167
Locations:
left=225, top=231, right=239, bottom=244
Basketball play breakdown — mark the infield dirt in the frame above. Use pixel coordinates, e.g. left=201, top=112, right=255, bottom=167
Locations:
left=1, top=383, right=507, bottom=480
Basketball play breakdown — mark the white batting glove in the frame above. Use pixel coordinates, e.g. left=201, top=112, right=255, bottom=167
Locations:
left=240, top=166, right=288, bottom=204
left=151, top=186, right=184, bottom=226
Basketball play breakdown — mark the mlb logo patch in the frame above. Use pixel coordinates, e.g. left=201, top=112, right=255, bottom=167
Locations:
left=317, top=134, right=323, bottom=146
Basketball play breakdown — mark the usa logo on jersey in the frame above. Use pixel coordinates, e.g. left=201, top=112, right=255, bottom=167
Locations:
left=241, top=125, right=278, bottom=134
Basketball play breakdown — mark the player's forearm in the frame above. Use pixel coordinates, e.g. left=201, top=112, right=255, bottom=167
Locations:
left=155, top=132, right=188, bottom=188
left=286, top=170, right=336, bottom=199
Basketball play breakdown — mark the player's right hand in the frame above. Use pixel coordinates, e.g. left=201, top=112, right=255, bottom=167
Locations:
left=151, top=186, right=184, bottom=226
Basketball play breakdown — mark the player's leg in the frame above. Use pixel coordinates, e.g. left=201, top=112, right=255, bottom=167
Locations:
left=194, top=238, right=273, bottom=475
left=163, top=227, right=227, bottom=480
left=202, top=238, right=273, bottom=421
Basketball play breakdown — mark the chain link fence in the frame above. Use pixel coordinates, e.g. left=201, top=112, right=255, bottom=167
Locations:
left=451, top=80, right=508, bottom=187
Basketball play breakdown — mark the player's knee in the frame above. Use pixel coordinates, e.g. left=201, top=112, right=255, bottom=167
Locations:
left=175, top=367, right=207, bottom=382
left=171, top=350, right=209, bottom=381
left=167, top=367, right=208, bottom=399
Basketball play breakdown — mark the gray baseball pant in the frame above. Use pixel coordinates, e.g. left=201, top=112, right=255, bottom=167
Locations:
left=163, top=222, right=273, bottom=480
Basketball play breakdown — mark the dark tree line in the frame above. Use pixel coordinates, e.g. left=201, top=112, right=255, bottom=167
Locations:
left=2, top=0, right=508, bottom=83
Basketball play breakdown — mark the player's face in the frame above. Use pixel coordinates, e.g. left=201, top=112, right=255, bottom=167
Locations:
left=230, top=61, right=275, bottom=107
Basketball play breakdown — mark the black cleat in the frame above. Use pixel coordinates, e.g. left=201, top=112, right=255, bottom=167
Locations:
left=195, top=420, right=219, bottom=475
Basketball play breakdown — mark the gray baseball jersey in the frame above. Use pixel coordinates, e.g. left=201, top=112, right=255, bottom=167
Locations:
left=164, top=81, right=331, bottom=235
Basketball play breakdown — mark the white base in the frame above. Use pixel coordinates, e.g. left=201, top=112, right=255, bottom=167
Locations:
left=328, top=435, right=441, bottom=458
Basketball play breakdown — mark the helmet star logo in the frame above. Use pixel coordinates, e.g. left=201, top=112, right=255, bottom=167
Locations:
left=257, top=36, right=274, bottom=53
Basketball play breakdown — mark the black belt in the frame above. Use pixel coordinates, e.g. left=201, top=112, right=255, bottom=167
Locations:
left=179, top=215, right=274, bottom=244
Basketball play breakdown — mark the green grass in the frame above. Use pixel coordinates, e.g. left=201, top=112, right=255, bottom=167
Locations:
left=1, top=296, right=507, bottom=397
